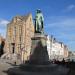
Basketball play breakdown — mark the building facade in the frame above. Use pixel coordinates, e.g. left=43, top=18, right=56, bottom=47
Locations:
left=46, top=35, right=51, bottom=59
left=46, top=35, right=69, bottom=60
left=5, top=14, right=34, bottom=61
left=64, top=45, right=69, bottom=58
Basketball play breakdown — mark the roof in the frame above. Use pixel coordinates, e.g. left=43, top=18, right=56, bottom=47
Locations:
left=12, top=13, right=32, bottom=22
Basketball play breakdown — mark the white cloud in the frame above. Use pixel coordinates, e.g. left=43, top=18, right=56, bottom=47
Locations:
left=0, top=19, right=9, bottom=37
left=45, top=17, right=75, bottom=29
left=67, top=4, right=75, bottom=10
left=63, top=4, right=75, bottom=12
left=0, top=19, right=9, bottom=26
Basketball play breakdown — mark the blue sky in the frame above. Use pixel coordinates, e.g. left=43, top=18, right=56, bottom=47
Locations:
left=0, top=0, right=75, bottom=51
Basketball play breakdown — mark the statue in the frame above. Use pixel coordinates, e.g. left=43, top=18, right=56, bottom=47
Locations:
left=35, top=9, right=44, bottom=34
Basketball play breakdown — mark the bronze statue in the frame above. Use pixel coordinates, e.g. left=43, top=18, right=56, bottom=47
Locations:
left=35, top=9, right=44, bottom=34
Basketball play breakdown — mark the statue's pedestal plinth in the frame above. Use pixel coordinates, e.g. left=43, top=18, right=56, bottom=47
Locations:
left=29, top=33, right=49, bottom=65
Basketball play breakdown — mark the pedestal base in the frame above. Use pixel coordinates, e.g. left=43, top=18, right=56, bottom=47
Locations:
left=30, top=33, right=49, bottom=65
left=7, top=64, right=69, bottom=75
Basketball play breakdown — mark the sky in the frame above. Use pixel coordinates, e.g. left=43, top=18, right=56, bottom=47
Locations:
left=0, top=0, right=75, bottom=51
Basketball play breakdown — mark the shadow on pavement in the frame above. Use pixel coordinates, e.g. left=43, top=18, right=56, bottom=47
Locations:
left=2, top=63, right=69, bottom=75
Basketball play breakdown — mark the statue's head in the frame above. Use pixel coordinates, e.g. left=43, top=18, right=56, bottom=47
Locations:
left=36, top=9, right=41, bottom=13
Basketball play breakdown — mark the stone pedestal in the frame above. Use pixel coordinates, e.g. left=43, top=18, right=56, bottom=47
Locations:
left=29, top=33, right=49, bottom=65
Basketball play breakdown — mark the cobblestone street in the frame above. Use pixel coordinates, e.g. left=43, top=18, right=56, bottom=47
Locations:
left=1, top=59, right=75, bottom=75
left=0, top=59, right=70, bottom=75
left=0, top=59, right=14, bottom=75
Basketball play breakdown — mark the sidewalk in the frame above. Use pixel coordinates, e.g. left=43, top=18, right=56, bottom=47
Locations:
left=0, top=59, right=14, bottom=75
